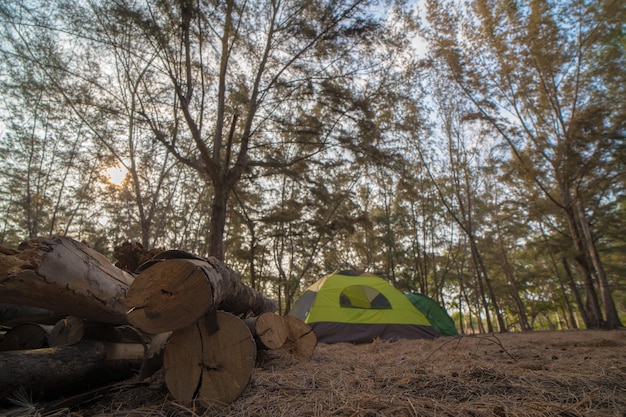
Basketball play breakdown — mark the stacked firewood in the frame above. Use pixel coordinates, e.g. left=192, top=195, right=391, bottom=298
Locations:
left=0, top=237, right=316, bottom=406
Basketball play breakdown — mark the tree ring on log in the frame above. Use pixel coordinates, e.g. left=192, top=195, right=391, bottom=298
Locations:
left=283, top=315, right=318, bottom=360
left=163, top=311, right=256, bottom=404
left=125, top=259, right=213, bottom=334
left=244, top=312, right=289, bottom=350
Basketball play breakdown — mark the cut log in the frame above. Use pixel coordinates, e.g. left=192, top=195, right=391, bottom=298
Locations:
left=126, top=254, right=277, bottom=334
left=0, top=237, right=134, bottom=324
left=0, top=340, right=144, bottom=403
left=47, top=316, right=147, bottom=347
left=163, top=311, right=256, bottom=404
left=0, top=323, right=52, bottom=351
left=125, top=258, right=212, bottom=334
left=282, top=315, right=317, bottom=360
left=47, top=316, right=86, bottom=347
left=243, top=312, right=289, bottom=350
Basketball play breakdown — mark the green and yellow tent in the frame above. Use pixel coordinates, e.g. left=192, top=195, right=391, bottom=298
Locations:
left=289, top=271, right=439, bottom=343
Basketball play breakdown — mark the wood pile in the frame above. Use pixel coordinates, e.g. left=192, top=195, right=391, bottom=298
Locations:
left=0, top=236, right=317, bottom=407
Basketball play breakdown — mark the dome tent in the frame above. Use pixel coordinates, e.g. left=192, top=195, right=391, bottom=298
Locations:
left=288, top=270, right=438, bottom=344
left=405, top=292, right=458, bottom=336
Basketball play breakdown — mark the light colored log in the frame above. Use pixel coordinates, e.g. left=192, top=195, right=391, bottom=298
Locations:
left=0, top=237, right=134, bottom=324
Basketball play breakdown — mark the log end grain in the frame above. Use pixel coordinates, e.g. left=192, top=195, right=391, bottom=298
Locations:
left=163, top=311, right=256, bottom=404
left=48, top=316, right=86, bottom=347
left=0, top=323, right=51, bottom=351
left=283, top=315, right=317, bottom=360
left=245, top=312, right=289, bottom=350
left=125, top=259, right=213, bottom=334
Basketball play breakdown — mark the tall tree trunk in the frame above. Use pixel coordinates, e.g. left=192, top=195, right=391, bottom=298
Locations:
left=495, top=218, right=531, bottom=331
left=561, top=255, right=591, bottom=328
left=576, top=199, right=623, bottom=329
left=457, top=267, right=466, bottom=334
left=209, top=184, right=228, bottom=261
left=474, top=240, right=507, bottom=333
left=462, top=285, right=478, bottom=334
left=468, top=244, right=492, bottom=333
left=410, top=200, right=427, bottom=294
left=550, top=254, right=578, bottom=329
left=562, top=200, right=603, bottom=328
left=468, top=237, right=507, bottom=333
left=248, top=223, right=258, bottom=290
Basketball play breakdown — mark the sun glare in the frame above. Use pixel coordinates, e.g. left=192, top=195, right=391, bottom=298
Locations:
left=106, top=166, right=128, bottom=186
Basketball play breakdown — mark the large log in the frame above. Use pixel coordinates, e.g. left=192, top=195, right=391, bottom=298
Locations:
left=0, top=340, right=144, bottom=403
left=0, top=237, right=134, bottom=324
left=163, top=311, right=256, bottom=404
left=126, top=252, right=277, bottom=334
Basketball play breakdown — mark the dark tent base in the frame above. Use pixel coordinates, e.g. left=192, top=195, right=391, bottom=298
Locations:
left=310, top=322, right=438, bottom=344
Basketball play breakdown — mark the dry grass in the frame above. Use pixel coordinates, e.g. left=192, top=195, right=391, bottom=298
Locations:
left=4, top=329, right=625, bottom=417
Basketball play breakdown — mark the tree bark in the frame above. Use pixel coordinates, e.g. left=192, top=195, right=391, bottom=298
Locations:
left=243, top=312, right=289, bottom=350
left=163, top=311, right=256, bottom=403
left=0, top=340, right=144, bottom=403
left=0, top=303, right=62, bottom=327
left=126, top=253, right=277, bottom=334
left=0, top=237, right=134, bottom=324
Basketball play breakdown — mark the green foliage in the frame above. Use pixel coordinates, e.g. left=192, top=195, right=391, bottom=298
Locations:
left=0, top=0, right=623, bottom=329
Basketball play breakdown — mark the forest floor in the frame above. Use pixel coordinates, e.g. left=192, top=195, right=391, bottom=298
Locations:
left=4, top=329, right=625, bottom=417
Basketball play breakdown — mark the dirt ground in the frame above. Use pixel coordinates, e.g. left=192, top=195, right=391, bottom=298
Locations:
left=4, top=329, right=625, bottom=417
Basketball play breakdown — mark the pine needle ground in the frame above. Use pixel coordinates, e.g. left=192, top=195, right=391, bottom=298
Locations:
left=6, top=329, right=625, bottom=417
